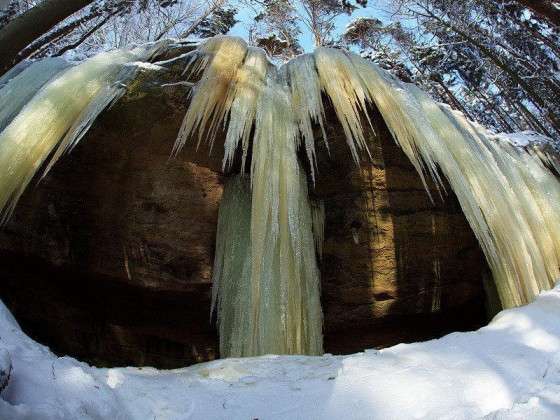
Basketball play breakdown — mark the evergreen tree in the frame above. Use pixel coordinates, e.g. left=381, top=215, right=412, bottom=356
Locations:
left=195, top=6, right=238, bottom=38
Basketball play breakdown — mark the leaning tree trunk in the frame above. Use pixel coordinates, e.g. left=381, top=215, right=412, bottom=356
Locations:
left=0, top=0, right=94, bottom=75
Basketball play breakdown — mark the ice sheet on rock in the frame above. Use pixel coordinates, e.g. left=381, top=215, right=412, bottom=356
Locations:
left=174, top=36, right=248, bottom=155
left=0, top=58, right=70, bottom=133
left=0, top=41, right=171, bottom=225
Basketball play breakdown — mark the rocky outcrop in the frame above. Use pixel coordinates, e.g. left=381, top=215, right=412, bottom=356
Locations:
left=0, top=57, right=490, bottom=367
left=313, top=107, right=490, bottom=354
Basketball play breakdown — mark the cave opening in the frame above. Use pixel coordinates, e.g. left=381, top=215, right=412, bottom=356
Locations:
left=0, top=81, right=492, bottom=368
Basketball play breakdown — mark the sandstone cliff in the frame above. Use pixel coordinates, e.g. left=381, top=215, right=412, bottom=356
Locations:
left=0, top=51, right=490, bottom=367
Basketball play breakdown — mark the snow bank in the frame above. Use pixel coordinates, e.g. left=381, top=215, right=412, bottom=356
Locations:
left=1, top=286, right=560, bottom=419
left=493, top=130, right=559, bottom=151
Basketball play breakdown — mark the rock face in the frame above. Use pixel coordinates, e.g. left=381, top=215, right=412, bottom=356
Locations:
left=0, top=78, right=224, bottom=367
left=0, top=63, right=490, bottom=368
left=314, top=108, right=490, bottom=354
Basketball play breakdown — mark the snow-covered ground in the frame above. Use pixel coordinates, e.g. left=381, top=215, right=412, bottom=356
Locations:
left=1, top=286, right=560, bottom=419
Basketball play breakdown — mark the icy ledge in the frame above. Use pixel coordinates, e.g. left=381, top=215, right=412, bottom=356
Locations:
left=1, top=287, right=560, bottom=420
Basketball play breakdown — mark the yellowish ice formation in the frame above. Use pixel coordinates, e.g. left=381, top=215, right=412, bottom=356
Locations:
left=223, top=47, right=270, bottom=171
left=247, top=79, right=323, bottom=356
left=176, top=36, right=560, bottom=325
left=0, top=57, right=70, bottom=132
left=1, top=35, right=559, bottom=358
left=284, top=54, right=327, bottom=182
left=314, top=48, right=372, bottom=163
left=188, top=42, right=323, bottom=356
left=213, top=168, right=323, bottom=357
left=0, top=42, right=168, bottom=224
left=174, top=36, right=249, bottom=156
left=211, top=175, right=254, bottom=357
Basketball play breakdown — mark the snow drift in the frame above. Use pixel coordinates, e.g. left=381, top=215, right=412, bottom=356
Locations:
left=1, top=285, right=560, bottom=419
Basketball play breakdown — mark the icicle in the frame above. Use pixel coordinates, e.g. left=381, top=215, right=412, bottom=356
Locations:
left=174, top=36, right=248, bottom=155
left=39, top=61, right=146, bottom=178
left=175, top=37, right=323, bottom=357
left=529, top=145, right=560, bottom=176
left=246, top=75, right=323, bottom=356
left=0, top=58, right=70, bottom=132
left=443, top=108, right=560, bottom=305
left=211, top=175, right=253, bottom=357
left=0, top=43, right=167, bottom=224
left=284, top=54, right=328, bottom=182
left=213, top=164, right=323, bottom=357
left=211, top=76, right=324, bottom=357
left=223, top=47, right=270, bottom=171
left=347, top=54, right=443, bottom=195
left=344, top=52, right=560, bottom=308
left=313, top=48, right=372, bottom=163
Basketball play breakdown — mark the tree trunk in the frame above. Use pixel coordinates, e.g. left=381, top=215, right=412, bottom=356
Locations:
left=17, top=6, right=106, bottom=61
left=436, top=80, right=474, bottom=120
left=54, top=10, right=118, bottom=57
left=516, top=0, right=560, bottom=27
left=176, top=0, right=225, bottom=39
left=0, top=0, right=94, bottom=74
left=523, top=20, right=560, bottom=58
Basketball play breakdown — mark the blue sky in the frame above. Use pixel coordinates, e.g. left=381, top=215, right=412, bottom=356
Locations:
left=228, top=0, right=397, bottom=52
